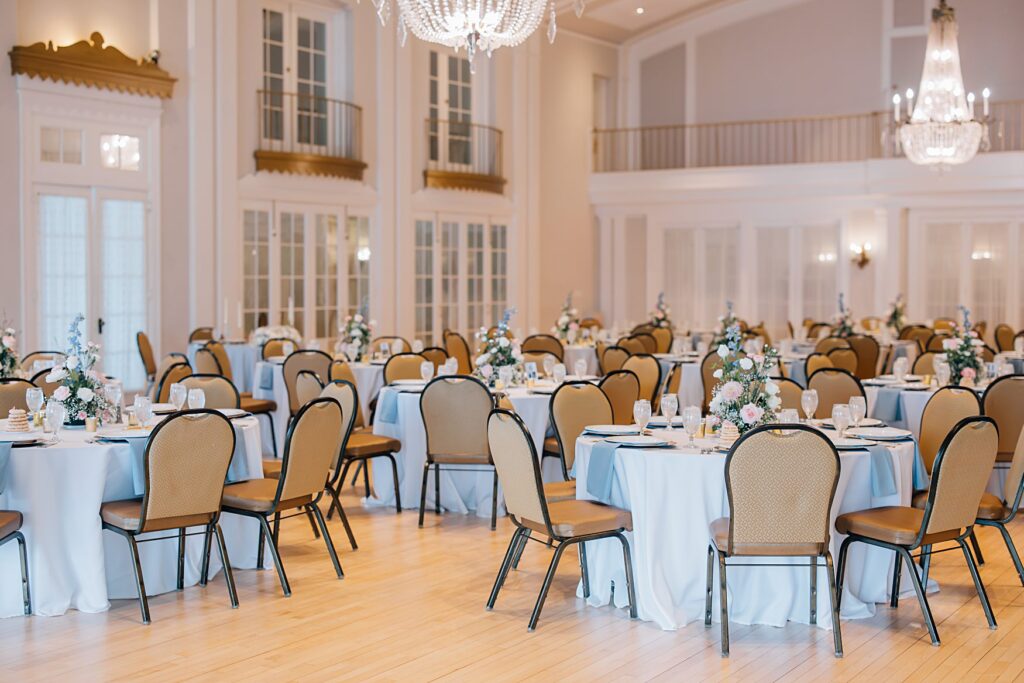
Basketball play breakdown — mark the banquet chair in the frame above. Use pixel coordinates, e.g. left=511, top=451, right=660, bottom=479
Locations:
left=747, top=325, right=771, bottom=348
left=0, top=507, right=29, bottom=616
left=925, top=333, right=952, bottom=352
left=207, top=340, right=276, bottom=448
left=807, top=323, right=830, bottom=340
left=826, top=348, right=858, bottom=374
left=651, top=327, right=673, bottom=354
left=204, top=341, right=235, bottom=384
left=622, top=354, right=662, bottom=406
left=222, top=398, right=346, bottom=596
left=156, top=362, right=193, bottom=403
left=294, top=370, right=324, bottom=409
left=903, top=326, right=933, bottom=353
left=982, top=376, right=1024, bottom=465
left=29, top=369, right=60, bottom=398
left=136, top=332, right=157, bottom=391
left=189, top=327, right=215, bottom=343
left=815, top=337, right=849, bottom=354
left=485, top=409, right=636, bottom=631
left=371, top=336, right=410, bottom=355
left=664, top=363, right=682, bottom=397
left=523, top=351, right=561, bottom=376
left=384, top=353, right=429, bottom=384
left=599, top=346, right=629, bottom=374
left=933, top=317, right=957, bottom=332
left=617, top=337, right=646, bottom=356
left=974, top=322, right=988, bottom=340
left=181, top=375, right=241, bottom=409
left=421, top=346, right=448, bottom=371
left=20, top=350, right=66, bottom=372
left=548, top=381, right=613, bottom=489
left=522, top=334, right=564, bottom=361
left=846, top=335, right=880, bottom=380
left=788, top=321, right=796, bottom=339
left=631, top=323, right=655, bottom=335
left=836, top=417, right=999, bottom=645
left=193, top=347, right=222, bottom=375
left=807, top=369, right=866, bottom=419
left=329, top=360, right=363, bottom=424
left=598, top=370, right=641, bottom=425
left=995, top=324, right=1015, bottom=352
left=776, top=377, right=804, bottom=411
left=912, top=352, right=938, bottom=376
left=705, top=425, right=842, bottom=658
left=861, top=317, right=882, bottom=332
left=701, top=352, right=725, bottom=413
left=101, top=410, right=238, bottom=623
left=980, top=345, right=996, bottom=363
left=419, top=375, right=497, bottom=529
left=282, top=350, right=332, bottom=418
left=261, top=338, right=293, bottom=359
left=148, top=353, right=188, bottom=400
left=632, top=333, right=658, bottom=354
left=916, top=387, right=981, bottom=476
left=804, top=353, right=833, bottom=380
left=974, top=426, right=1024, bottom=586
left=579, top=317, right=602, bottom=331
left=444, top=331, right=473, bottom=374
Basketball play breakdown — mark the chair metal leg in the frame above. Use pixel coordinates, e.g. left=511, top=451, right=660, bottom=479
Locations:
left=528, top=541, right=568, bottom=631
left=303, top=507, right=320, bottom=539
left=959, top=537, right=997, bottom=630
left=15, top=533, right=30, bottom=615
left=490, top=469, right=499, bottom=531
left=257, top=514, right=291, bottom=597
left=970, top=529, right=985, bottom=565
left=835, top=536, right=852, bottom=610
left=386, top=454, right=402, bottom=513
left=310, top=504, right=344, bottom=579
left=214, top=523, right=239, bottom=608
left=579, top=541, right=590, bottom=599
left=809, top=555, right=818, bottom=625
left=434, top=463, right=442, bottom=515
left=329, top=460, right=353, bottom=521
left=418, top=461, right=431, bottom=527
left=126, top=535, right=151, bottom=624
left=176, top=528, right=186, bottom=591
left=512, top=529, right=530, bottom=569
left=487, top=528, right=523, bottom=610
left=825, top=552, right=843, bottom=658
left=890, top=551, right=903, bottom=608
left=897, top=546, right=939, bottom=645
left=200, top=523, right=214, bottom=586
left=704, top=544, right=714, bottom=627
left=350, top=461, right=363, bottom=487
left=617, top=533, right=638, bottom=619
left=362, top=459, right=371, bottom=497
left=257, top=520, right=266, bottom=570
left=718, top=552, right=730, bottom=657
left=995, top=523, right=1024, bottom=586
left=921, top=544, right=933, bottom=588
left=329, top=486, right=358, bottom=550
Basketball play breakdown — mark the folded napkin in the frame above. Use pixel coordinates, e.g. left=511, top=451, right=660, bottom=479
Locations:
left=259, top=364, right=275, bottom=391
left=127, top=438, right=150, bottom=496
left=0, top=442, right=11, bottom=494
left=865, top=444, right=897, bottom=497
left=225, top=424, right=252, bottom=483
left=585, top=441, right=621, bottom=502
left=911, top=443, right=929, bottom=491
left=377, top=390, right=399, bottom=424
left=869, top=388, right=903, bottom=424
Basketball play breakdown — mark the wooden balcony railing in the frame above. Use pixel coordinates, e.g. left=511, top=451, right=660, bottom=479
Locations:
left=424, top=118, right=505, bottom=194
left=593, top=99, right=1024, bottom=172
left=255, top=89, right=366, bottom=180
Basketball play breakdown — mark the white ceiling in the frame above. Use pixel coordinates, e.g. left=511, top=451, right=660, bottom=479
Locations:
left=557, top=0, right=737, bottom=43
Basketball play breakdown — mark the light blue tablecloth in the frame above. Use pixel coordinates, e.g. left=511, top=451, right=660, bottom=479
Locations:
left=584, top=441, right=621, bottom=502
left=865, top=444, right=896, bottom=497
left=869, top=387, right=903, bottom=424
left=0, top=442, right=11, bottom=494
left=377, top=390, right=400, bottom=424
left=259, top=364, right=275, bottom=391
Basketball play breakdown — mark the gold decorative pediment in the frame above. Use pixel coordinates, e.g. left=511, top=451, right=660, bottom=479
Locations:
left=9, top=32, right=176, bottom=98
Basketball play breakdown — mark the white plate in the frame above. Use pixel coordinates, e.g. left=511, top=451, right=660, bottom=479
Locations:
left=605, top=435, right=669, bottom=448
left=152, top=403, right=177, bottom=414
left=0, top=432, right=45, bottom=444
left=97, top=427, right=153, bottom=440
left=822, top=417, right=884, bottom=428
left=899, top=383, right=931, bottom=391
left=391, top=379, right=426, bottom=386
left=217, top=408, right=248, bottom=418
left=903, top=374, right=923, bottom=382
left=584, top=424, right=639, bottom=436
left=847, top=427, right=913, bottom=441
left=864, top=377, right=898, bottom=385
left=830, top=437, right=874, bottom=449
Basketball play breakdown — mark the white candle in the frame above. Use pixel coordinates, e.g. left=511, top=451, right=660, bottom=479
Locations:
left=222, top=297, right=228, bottom=329
left=967, top=92, right=975, bottom=118
left=288, top=296, right=295, bottom=326
left=982, top=88, right=990, bottom=117
left=905, top=89, right=914, bottom=118
left=892, top=93, right=901, bottom=122
left=237, top=302, right=243, bottom=331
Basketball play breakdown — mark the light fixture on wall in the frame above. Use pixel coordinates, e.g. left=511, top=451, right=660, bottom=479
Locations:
left=816, top=252, right=836, bottom=263
left=849, top=242, right=872, bottom=269
left=970, top=250, right=992, bottom=261
left=357, top=246, right=372, bottom=262
left=895, top=0, right=992, bottom=167
left=635, top=7, right=645, bottom=15
left=368, top=0, right=586, bottom=71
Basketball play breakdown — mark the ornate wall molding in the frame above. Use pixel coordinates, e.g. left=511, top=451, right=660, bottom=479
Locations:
left=9, top=32, right=176, bottom=99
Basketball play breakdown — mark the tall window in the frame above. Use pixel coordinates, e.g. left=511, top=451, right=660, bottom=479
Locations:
left=429, top=51, right=473, bottom=167
left=346, top=215, right=370, bottom=315
left=466, top=223, right=485, bottom=333
left=243, top=209, right=271, bottom=331
left=38, top=195, right=88, bottom=349
left=922, top=222, right=961, bottom=320
left=100, top=199, right=147, bottom=389
left=801, top=225, right=839, bottom=323
left=415, top=220, right=435, bottom=342
left=262, top=9, right=285, bottom=141
left=440, top=221, right=460, bottom=334
left=663, top=229, right=696, bottom=330
left=490, top=224, right=508, bottom=321
left=969, top=223, right=1007, bottom=328
left=279, top=211, right=305, bottom=330
left=261, top=7, right=330, bottom=147
left=703, top=229, right=739, bottom=326
left=296, top=17, right=327, bottom=147
left=314, top=214, right=338, bottom=341
left=756, top=227, right=791, bottom=340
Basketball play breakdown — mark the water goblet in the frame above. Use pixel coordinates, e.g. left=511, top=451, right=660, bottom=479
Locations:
left=133, top=395, right=153, bottom=428
left=412, top=339, right=424, bottom=353
left=26, top=387, right=44, bottom=420
left=169, top=382, right=188, bottom=411
left=574, top=358, right=587, bottom=379
left=187, top=388, right=206, bottom=410
left=552, top=363, right=567, bottom=385
left=780, top=408, right=800, bottom=423
left=633, top=399, right=652, bottom=435
left=420, top=361, right=434, bottom=383
left=45, top=400, right=66, bottom=441
left=801, top=389, right=819, bottom=423
left=831, top=404, right=851, bottom=439
left=893, top=356, right=909, bottom=383
left=660, top=393, right=678, bottom=431
left=682, top=406, right=702, bottom=447
left=542, top=355, right=556, bottom=379
left=498, top=365, right=515, bottom=389
left=104, top=383, right=123, bottom=424
left=848, top=396, right=867, bottom=429
left=567, top=329, right=577, bottom=345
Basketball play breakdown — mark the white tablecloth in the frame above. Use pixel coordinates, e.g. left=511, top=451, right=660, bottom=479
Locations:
left=573, top=433, right=918, bottom=630
left=0, top=416, right=266, bottom=618
left=657, top=359, right=702, bottom=409
left=370, top=386, right=560, bottom=517
left=187, top=341, right=259, bottom=394
left=564, top=346, right=599, bottom=376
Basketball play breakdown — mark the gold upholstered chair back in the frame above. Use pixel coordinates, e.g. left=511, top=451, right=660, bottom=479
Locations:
left=384, top=353, right=428, bottom=384
left=995, top=324, right=1015, bottom=352
left=521, top=334, right=564, bottom=361
left=919, top=387, right=981, bottom=474
left=651, top=327, right=673, bottom=354
left=600, top=346, right=630, bottom=374
left=277, top=398, right=345, bottom=503
left=599, top=370, right=641, bottom=425
left=443, top=331, right=473, bottom=374
left=156, top=362, right=193, bottom=403
left=487, top=410, right=547, bottom=528
left=421, top=376, right=492, bottom=464
left=804, top=353, right=833, bottom=379
left=923, top=418, right=998, bottom=537
left=622, top=354, right=662, bottom=405
left=846, top=335, right=880, bottom=379
left=295, top=370, right=324, bottom=409
left=982, top=376, right=1024, bottom=460
left=550, top=381, right=612, bottom=476
left=815, top=337, right=849, bottom=354
left=776, top=377, right=804, bottom=411
left=205, top=340, right=234, bottom=382
left=282, top=350, right=331, bottom=415
left=826, top=348, right=858, bottom=374
left=193, top=347, right=222, bottom=375
left=701, top=352, right=725, bottom=413
left=806, top=369, right=865, bottom=420
left=0, top=378, right=33, bottom=415
left=181, top=375, right=241, bottom=409
left=136, top=332, right=157, bottom=379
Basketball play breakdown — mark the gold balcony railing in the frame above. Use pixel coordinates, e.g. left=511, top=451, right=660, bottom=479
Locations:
left=255, top=89, right=366, bottom=180
left=593, top=99, right=1024, bottom=172
left=424, top=118, right=505, bottom=194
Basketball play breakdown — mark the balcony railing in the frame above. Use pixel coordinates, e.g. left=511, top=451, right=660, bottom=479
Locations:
left=424, top=118, right=505, bottom=194
left=255, top=89, right=366, bottom=180
left=593, top=99, right=1024, bottom=172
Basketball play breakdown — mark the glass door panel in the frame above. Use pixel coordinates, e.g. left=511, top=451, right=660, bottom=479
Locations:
left=98, top=196, right=147, bottom=389
left=279, top=211, right=306, bottom=332
left=37, top=193, right=89, bottom=350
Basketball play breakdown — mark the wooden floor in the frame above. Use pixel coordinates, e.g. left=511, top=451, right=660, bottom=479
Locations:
left=5, top=487, right=1024, bottom=682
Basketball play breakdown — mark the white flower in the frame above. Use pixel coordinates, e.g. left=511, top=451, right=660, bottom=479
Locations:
left=765, top=380, right=779, bottom=395
left=77, top=387, right=94, bottom=402
left=709, top=395, right=722, bottom=412
left=768, top=396, right=781, bottom=410
left=52, top=385, right=70, bottom=402
left=739, top=403, right=764, bottom=425
left=717, top=344, right=729, bottom=359
left=476, top=353, right=491, bottom=366
left=65, top=355, right=80, bottom=370
left=480, top=364, right=493, bottom=379
left=46, top=368, right=68, bottom=383
left=712, top=368, right=723, bottom=379
left=720, top=381, right=743, bottom=401
left=350, top=329, right=363, bottom=338
left=942, top=338, right=959, bottom=351
left=739, top=358, right=753, bottom=371
left=558, top=315, right=569, bottom=326
left=1, top=335, right=14, bottom=349
left=353, top=314, right=363, bottom=323
left=499, top=337, right=510, bottom=348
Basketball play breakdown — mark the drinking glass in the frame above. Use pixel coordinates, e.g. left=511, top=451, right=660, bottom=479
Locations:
left=44, top=400, right=66, bottom=440
left=524, top=362, right=538, bottom=382
left=633, top=399, right=652, bottom=434
left=660, top=393, right=678, bottom=431
left=780, top=408, right=800, bottom=423
left=104, top=383, right=123, bottom=424
left=133, top=395, right=153, bottom=427
left=552, top=363, right=567, bottom=384
left=998, top=362, right=1015, bottom=377
left=567, top=329, right=577, bottom=345
left=282, top=341, right=295, bottom=357
left=542, top=355, right=556, bottom=379
left=25, top=387, right=44, bottom=418
left=679, top=409, right=704, bottom=446
left=420, top=361, right=434, bottom=383
left=574, top=358, right=587, bottom=379
left=831, top=404, right=851, bottom=438
left=379, top=342, right=391, bottom=359
left=412, top=339, right=424, bottom=353
left=187, top=388, right=206, bottom=410
left=848, top=396, right=867, bottom=428
left=893, top=356, right=909, bottom=383
left=169, top=382, right=188, bottom=411
left=801, top=389, right=819, bottom=422
left=498, top=365, right=515, bottom=388
left=393, top=339, right=405, bottom=354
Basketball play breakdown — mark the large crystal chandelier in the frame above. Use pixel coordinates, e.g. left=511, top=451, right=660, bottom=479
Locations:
left=896, top=0, right=990, bottom=167
left=367, top=0, right=586, bottom=70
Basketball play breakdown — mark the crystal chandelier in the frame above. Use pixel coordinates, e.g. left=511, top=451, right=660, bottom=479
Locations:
left=896, top=0, right=990, bottom=167
left=367, top=0, right=586, bottom=70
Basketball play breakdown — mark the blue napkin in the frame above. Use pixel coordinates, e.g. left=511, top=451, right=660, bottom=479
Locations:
left=586, top=441, right=621, bottom=502
left=225, top=424, right=251, bottom=483
left=127, top=438, right=150, bottom=496
left=865, top=444, right=897, bottom=497
left=869, top=388, right=903, bottom=424
left=377, top=390, right=399, bottom=424
left=911, top=443, right=928, bottom=491
left=259, top=364, right=275, bottom=391
left=0, top=442, right=11, bottom=494
left=790, top=364, right=808, bottom=388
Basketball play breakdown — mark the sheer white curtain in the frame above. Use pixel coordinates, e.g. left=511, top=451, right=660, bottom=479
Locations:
left=663, top=226, right=738, bottom=331
left=970, top=222, right=1009, bottom=330
left=663, top=228, right=696, bottom=331
left=756, top=227, right=791, bottom=341
left=38, top=194, right=88, bottom=350
left=100, top=198, right=146, bottom=389
left=922, top=222, right=962, bottom=321
left=800, top=225, right=839, bottom=323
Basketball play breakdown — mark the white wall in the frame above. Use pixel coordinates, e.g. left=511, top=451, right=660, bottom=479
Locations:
left=16, top=0, right=151, bottom=58
left=640, top=42, right=685, bottom=127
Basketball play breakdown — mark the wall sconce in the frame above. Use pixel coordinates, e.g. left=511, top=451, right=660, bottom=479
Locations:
left=816, top=252, right=836, bottom=263
left=970, top=250, right=992, bottom=261
left=849, top=242, right=872, bottom=269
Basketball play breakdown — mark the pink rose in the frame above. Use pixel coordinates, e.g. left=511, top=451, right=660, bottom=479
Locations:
left=942, top=338, right=958, bottom=351
left=77, top=411, right=86, bottom=420
left=1, top=335, right=14, bottom=348
left=52, top=385, right=70, bottom=402
left=739, top=403, right=764, bottom=425
left=720, top=381, right=743, bottom=401
left=961, top=367, right=976, bottom=380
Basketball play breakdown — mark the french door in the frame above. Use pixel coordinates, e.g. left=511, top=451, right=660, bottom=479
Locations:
left=428, top=51, right=473, bottom=170
left=34, top=186, right=150, bottom=389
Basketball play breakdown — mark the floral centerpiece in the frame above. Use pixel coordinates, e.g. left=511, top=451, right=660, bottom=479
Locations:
left=551, top=293, right=580, bottom=341
left=46, top=314, right=110, bottom=425
left=649, top=292, right=671, bottom=329
left=711, top=300, right=739, bottom=347
left=832, top=293, right=854, bottom=338
left=337, top=311, right=374, bottom=360
left=249, top=324, right=302, bottom=348
left=475, top=308, right=523, bottom=385
left=708, top=323, right=781, bottom=438
left=0, top=326, right=19, bottom=378
left=886, top=294, right=906, bottom=334
left=942, top=306, right=983, bottom=386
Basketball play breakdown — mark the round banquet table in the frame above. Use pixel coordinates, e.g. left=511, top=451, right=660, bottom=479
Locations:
left=573, top=431, right=921, bottom=630
left=369, top=385, right=562, bottom=517
left=653, top=357, right=703, bottom=409
left=187, top=341, right=259, bottom=394
left=0, top=416, right=267, bottom=618
left=564, top=346, right=600, bottom=376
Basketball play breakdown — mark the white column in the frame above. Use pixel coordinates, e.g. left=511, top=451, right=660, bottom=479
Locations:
left=188, top=0, right=217, bottom=332
left=611, top=215, right=628, bottom=329
left=215, top=0, right=240, bottom=338
left=378, top=15, right=402, bottom=337
left=513, top=34, right=543, bottom=333
left=596, top=210, right=614, bottom=325
left=0, top=1, right=21, bottom=331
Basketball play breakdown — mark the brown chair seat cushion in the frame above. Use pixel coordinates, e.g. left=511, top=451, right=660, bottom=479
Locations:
left=262, top=458, right=283, bottom=479
left=222, top=479, right=311, bottom=513
left=543, top=436, right=559, bottom=455
left=0, top=510, right=23, bottom=539
left=241, top=397, right=277, bottom=414
left=835, top=506, right=926, bottom=546
left=709, top=517, right=823, bottom=556
left=346, top=432, right=402, bottom=458
left=997, top=451, right=1014, bottom=463
left=100, top=499, right=212, bottom=533
left=521, top=499, right=632, bottom=538
left=911, top=490, right=1007, bottom=521
left=543, top=479, right=577, bottom=503
left=240, top=391, right=252, bottom=399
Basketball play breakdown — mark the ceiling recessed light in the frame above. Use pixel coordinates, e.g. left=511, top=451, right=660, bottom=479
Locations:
left=635, top=6, right=645, bottom=14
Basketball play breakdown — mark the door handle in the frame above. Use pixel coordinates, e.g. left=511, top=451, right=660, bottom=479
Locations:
left=98, top=317, right=105, bottom=335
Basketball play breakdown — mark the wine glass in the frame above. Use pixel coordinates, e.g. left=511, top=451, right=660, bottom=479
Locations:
left=498, top=365, right=515, bottom=388
left=25, top=387, right=44, bottom=420
left=420, top=361, right=434, bottom=383
left=893, top=356, right=909, bottom=383
left=552, top=363, right=567, bottom=385
left=542, top=355, right=556, bottom=379
left=848, top=396, right=867, bottom=429
left=169, top=382, right=188, bottom=411
left=801, top=389, right=819, bottom=422
left=412, top=339, right=424, bottom=353
left=682, top=406, right=702, bottom=447
left=660, top=393, right=678, bottom=431
left=44, top=400, right=66, bottom=441
left=567, top=328, right=577, bottom=345
left=780, top=408, right=800, bottom=423
left=633, top=399, right=652, bottom=435
left=831, top=404, right=851, bottom=439
left=574, top=358, right=587, bottom=379
left=187, top=388, right=206, bottom=410
left=104, top=383, right=123, bottom=424
left=133, top=395, right=153, bottom=427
